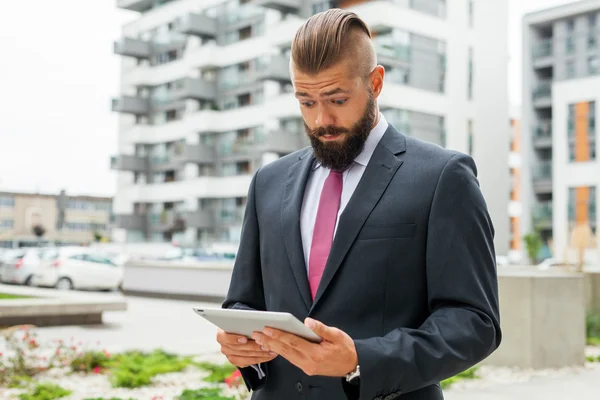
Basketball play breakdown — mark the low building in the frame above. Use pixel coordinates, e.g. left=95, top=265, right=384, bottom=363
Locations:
left=0, top=190, right=113, bottom=248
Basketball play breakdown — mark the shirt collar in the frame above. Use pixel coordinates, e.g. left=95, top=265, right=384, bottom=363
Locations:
left=312, top=112, right=388, bottom=170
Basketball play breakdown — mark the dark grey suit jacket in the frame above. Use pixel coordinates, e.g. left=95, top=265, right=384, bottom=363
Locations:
left=223, top=125, right=501, bottom=400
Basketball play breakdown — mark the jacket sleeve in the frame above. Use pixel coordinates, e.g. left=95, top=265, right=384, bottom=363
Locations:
left=221, top=169, right=269, bottom=391
left=351, top=153, right=502, bottom=399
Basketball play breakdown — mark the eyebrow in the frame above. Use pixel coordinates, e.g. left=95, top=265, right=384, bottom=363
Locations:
left=294, top=88, right=351, bottom=98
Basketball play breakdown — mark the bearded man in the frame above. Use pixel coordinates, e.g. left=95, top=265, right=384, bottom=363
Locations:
left=217, top=8, right=501, bottom=400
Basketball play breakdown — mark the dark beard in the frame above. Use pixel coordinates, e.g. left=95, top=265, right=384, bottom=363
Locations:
left=304, top=94, right=377, bottom=171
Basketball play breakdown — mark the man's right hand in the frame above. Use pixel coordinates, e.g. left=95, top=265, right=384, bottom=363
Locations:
left=217, top=328, right=278, bottom=368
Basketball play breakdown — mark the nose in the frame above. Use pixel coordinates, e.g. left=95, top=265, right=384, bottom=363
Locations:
left=315, top=106, right=335, bottom=128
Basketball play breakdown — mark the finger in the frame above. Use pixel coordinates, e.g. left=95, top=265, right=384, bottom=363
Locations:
left=305, top=318, right=340, bottom=342
left=262, top=328, right=316, bottom=354
left=221, top=344, right=275, bottom=358
left=217, top=330, right=253, bottom=345
left=254, top=333, right=306, bottom=364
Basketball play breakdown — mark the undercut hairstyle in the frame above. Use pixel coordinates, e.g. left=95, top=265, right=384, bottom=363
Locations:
left=291, top=8, right=377, bottom=80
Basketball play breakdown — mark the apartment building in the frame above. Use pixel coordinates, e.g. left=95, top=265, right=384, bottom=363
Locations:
left=0, top=191, right=113, bottom=248
left=112, top=0, right=509, bottom=253
left=522, top=0, right=600, bottom=264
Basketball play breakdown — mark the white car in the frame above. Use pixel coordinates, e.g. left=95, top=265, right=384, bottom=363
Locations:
left=0, top=248, right=43, bottom=285
left=32, top=247, right=124, bottom=291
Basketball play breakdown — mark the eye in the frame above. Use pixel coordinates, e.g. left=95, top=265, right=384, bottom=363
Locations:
left=332, top=99, right=347, bottom=106
left=301, top=101, right=315, bottom=107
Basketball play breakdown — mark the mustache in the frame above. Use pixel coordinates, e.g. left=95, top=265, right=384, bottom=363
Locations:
left=309, top=126, right=350, bottom=137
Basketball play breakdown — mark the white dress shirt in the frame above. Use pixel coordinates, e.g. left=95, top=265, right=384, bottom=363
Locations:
left=251, top=113, right=388, bottom=378
left=300, top=113, right=389, bottom=271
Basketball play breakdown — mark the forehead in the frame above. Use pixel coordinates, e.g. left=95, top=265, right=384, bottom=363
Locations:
left=291, top=62, right=356, bottom=94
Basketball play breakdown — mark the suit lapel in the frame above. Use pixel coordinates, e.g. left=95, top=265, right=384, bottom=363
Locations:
left=311, top=126, right=407, bottom=308
left=281, top=149, right=315, bottom=311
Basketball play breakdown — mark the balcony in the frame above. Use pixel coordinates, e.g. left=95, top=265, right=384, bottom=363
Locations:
left=374, top=40, right=411, bottom=66
left=532, top=123, right=552, bottom=149
left=261, top=131, right=306, bottom=154
left=149, top=210, right=187, bottom=233
left=532, top=201, right=553, bottom=229
left=256, top=55, right=291, bottom=83
left=216, top=207, right=245, bottom=226
left=116, top=0, right=154, bottom=12
left=532, top=38, right=553, bottom=68
left=173, top=12, right=217, bottom=38
left=112, top=96, right=151, bottom=115
left=184, top=209, right=215, bottom=229
left=114, top=37, right=152, bottom=59
left=153, top=78, right=217, bottom=105
left=110, top=154, right=148, bottom=172
left=220, top=4, right=264, bottom=30
left=532, top=80, right=552, bottom=108
left=171, top=143, right=217, bottom=165
left=252, top=0, right=301, bottom=13
left=115, top=214, right=147, bottom=231
left=532, top=161, right=552, bottom=194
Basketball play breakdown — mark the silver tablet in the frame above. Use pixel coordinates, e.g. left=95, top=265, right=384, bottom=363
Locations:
left=193, top=307, right=322, bottom=343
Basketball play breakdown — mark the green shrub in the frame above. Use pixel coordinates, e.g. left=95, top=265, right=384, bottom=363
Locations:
left=587, top=313, right=600, bottom=340
left=18, top=383, right=71, bottom=400
left=440, top=367, right=479, bottom=389
left=193, top=362, right=237, bottom=383
left=177, top=387, right=235, bottom=400
left=70, top=351, right=112, bottom=373
left=109, top=349, right=191, bottom=388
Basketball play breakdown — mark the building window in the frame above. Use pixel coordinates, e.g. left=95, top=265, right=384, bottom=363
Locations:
left=566, top=19, right=575, bottom=54
left=566, top=59, right=576, bottom=78
left=568, top=186, right=597, bottom=231
left=0, top=219, right=14, bottom=230
left=590, top=101, right=596, bottom=135
left=468, top=47, right=473, bottom=100
left=0, top=196, right=15, bottom=208
left=468, top=0, right=473, bottom=28
left=468, top=119, right=474, bottom=155
left=312, top=1, right=332, bottom=14
left=589, top=56, right=600, bottom=75
left=568, top=104, right=575, bottom=137
left=589, top=14, right=597, bottom=49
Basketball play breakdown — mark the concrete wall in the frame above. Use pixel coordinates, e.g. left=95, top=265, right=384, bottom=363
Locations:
left=485, top=271, right=586, bottom=369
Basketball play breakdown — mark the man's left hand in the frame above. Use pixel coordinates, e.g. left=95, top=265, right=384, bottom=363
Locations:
left=252, top=318, right=358, bottom=377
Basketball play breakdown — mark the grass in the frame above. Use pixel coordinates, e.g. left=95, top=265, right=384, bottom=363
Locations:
left=587, top=313, right=600, bottom=345
left=18, top=383, right=71, bottom=400
left=193, top=362, right=237, bottom=383
left=0, top=293, right=32, bottom=300
left=177, top=388, right=235, bottom=400
left=440, top=367, right=479, bottom=390
left=108, top=349, right=192, bottom=388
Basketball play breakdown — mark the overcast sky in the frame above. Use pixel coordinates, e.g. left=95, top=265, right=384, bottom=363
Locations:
left=0, top=0, right=576, bottom=197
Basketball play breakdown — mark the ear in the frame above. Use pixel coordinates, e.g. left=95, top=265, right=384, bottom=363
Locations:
left=369, top=65, right=385, bottom=98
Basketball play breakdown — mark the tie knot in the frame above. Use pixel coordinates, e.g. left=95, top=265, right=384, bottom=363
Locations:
left=330, top=168, right=344, bottom=175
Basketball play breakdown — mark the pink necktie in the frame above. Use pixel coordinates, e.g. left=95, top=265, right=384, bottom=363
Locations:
left=308, top=170, right=344, bottom=300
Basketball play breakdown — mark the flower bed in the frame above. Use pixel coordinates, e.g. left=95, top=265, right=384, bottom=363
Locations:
left=0, top=326, right=249, bottom=400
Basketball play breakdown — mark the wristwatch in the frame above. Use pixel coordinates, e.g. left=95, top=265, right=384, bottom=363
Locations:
left=345, top=364, right=360, bottom=384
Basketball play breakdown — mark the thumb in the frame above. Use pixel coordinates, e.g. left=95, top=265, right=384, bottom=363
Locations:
left=305, top=318, right=339, bottom=341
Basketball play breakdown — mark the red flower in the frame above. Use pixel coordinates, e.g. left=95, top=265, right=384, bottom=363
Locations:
left=93, top=366, right=101, bottom=374
left=103, top=350, right=111, bottom=358
left=225, top=369, right=243, bottom=388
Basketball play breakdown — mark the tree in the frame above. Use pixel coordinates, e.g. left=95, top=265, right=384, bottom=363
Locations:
left=93, top=231, right=103, bottom=242
left=523, top=231, right=543, bottom=265
left=32, top=224, right=46, bottom=244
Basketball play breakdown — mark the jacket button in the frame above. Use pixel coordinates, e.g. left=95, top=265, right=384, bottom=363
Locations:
left=295, top=381, right=303, bottom=392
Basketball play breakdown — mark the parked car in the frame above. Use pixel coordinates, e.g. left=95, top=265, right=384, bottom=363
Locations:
left=0, top=248, right=44, bottom=285
left=32, top=247, right=124, bottom=291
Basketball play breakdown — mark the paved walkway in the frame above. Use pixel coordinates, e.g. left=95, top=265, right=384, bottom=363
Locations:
left=445, top=366, right=600, bottom=400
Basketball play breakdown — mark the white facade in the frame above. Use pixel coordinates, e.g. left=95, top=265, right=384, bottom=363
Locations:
left=112, top=0, right=509, bottom=251
left=552, top=77, right=600, bottom=264
left=522, top=0, right=600, bottom=263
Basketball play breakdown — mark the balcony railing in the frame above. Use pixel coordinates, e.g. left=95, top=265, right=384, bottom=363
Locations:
left=532, top=161, right=552, bottom=180
left=532, top=80, right=552, bottom=99
left=374, top=39, right=411, bottom=64
left=532, top=201, right=553, bottom=228
left=533, top=39, right=552, bottom=59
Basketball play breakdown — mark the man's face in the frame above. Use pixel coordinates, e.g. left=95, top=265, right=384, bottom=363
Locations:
left=292, top=61, right=380, bottom=171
